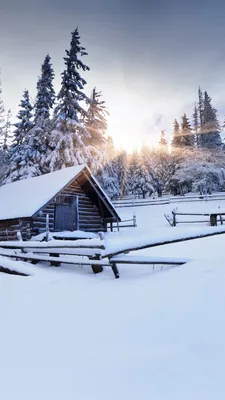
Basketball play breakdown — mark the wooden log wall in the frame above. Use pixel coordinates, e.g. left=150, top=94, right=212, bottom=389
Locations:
left=0, top=218, right=31, bottom=241
left=32, top=178, right=104, bottom=234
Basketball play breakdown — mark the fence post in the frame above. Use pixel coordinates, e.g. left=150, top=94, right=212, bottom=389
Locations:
left=46, top=214, right=49, bottom=242
left=133, top=213, right=137, bottom=227
left=117, top=218, right=120, bottom=232
left=172, top=211, right=176, bottom=227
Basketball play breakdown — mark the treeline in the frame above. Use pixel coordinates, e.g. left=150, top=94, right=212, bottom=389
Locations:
left=0, top=27, right=225, bottom=198
left=0, top=28, right=109, bottom=183
left=97, top=89, right=225, bottom=198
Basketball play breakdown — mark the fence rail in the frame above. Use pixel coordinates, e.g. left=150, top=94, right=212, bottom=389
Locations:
left=112, top=193, right=225, bottom=208
left=106, top=214, right=137, bottom=231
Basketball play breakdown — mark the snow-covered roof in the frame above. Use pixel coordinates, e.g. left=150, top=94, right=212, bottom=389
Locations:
left=0, top=165, right=86, bottom=221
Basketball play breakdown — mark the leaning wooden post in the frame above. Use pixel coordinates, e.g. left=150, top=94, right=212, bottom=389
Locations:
left=133, top=213, right=137, bottom=227
left=46, top=214, right=49, bottom=242
left=210, top=213, right=217, bottom=226
left=172, top=211, right=176, bottom=227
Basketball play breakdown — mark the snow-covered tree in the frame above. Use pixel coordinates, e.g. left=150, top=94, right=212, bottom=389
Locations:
left=171, top=119, right=182, bottom=149
left=128, top=151, right=153, bottom=199
left=168, top=148, right=225, bottom=194
left=116, top=150, right=128, bottom=196
left=142, top=144, right=172, bottom=197
left=27, top=55, right=56, bottom=174
left=180, top=114, right=195, bottom=147
left=193, top=104, right=200, bottom=147
left=158, top=130, right=168, bottom=150
left=3, top=90, right=35, bottom=184
left=35, top=54, right=55, bottom=123
left=85, top=87, right=108, bottom=147
left=84, top=88, right=109, bottom=173
left=2, top=109, right=12, bottom=151
left=0, top=80, right=5, bottom=140
left=198, top=87, right=204, bottom=148
left=13, top=90, right=33, bottom=146
left=47, top=27, right=91, bottom=171
left=201, top=91, right=221, bottom=149
left=127, top=150, right=139, bottom=195
left=96, top=159, right=120, bottom=198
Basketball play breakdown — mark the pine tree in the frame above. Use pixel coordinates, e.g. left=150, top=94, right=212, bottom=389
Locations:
left=159, top=130, right=168, bottom=150
left=130, top=152, right=153, bottom=199
left=84, top=88, right=108, bottom=173
left=127, top=150, right=139, bottom=195
left=116, top=150, right=128, bottom=197
left=193, top=104, right=200, bottom=146
left=171, top=119, right=182, bottom=149
left=201, top=91, right=221, bottom=149
left=47, top=27, right=90, bottom=171
left=0, top=80, right=5, bottom=146
left=198, top=87, right=204, bottom=126
left=2, top=109, right=12, bottom=151
left=180, top=114, right=195, bottom=147
left=85, top=88, right=108, bottom=147
left=13, top=90, right=33, bottom=146
left=3, top=90, right=35, bottom=184
left=35, top=54, right=55, bottom=123
left=95, top=136, right=119, bottom=198
left=96, top=159, right=119, bottom=199
left=29, top=54, right=56, bottom=174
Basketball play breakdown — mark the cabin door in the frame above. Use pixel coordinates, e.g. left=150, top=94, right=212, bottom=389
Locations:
left=55, top=195, right=78, bottom=231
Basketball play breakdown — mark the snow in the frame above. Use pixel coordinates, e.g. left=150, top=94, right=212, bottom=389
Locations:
left=0, top=238, right=104, bottom=249
left=31, top=230, right=98, bottom=241
left=1, top=199, right=225, bottom=399
left=110, top=255, right=189, bottom=264
left=0, top=165, right=85, bottom=220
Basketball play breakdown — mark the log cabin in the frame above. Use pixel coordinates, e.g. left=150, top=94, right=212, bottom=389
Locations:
left=0, top=165, right=120, bottom=240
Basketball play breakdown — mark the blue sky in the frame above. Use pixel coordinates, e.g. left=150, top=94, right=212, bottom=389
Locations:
left=1, top=0, right=225, bottom=149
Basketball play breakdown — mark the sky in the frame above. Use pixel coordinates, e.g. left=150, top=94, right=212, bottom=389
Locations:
left=1, top=0, right=225, bottom=150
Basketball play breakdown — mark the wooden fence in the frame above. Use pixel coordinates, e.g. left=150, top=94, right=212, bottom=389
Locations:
left=112, top=193, right=225, bottom=208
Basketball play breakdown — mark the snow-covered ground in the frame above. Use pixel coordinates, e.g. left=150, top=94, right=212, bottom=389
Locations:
left=1, top=199, right=225, bottom=399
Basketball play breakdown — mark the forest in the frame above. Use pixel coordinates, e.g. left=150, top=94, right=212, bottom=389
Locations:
left=0, top=27, right=225, bottom=199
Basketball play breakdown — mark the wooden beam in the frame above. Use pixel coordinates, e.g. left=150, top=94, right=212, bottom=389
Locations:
left=103, top=229, right=225, bottom=259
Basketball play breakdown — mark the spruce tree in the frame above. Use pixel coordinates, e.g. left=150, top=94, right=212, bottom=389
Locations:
left=3, top=90, right=35, bottom=184
left=84, top=88, right=108, bottom=173
left=0, top=81, right=5, bottom=146
left=13, top=90, right=33, bottom=145
left=127, top=150, right=139, bottom=195
left=96, top=136, right=119, bottom=198
left=96, top=160, right=119, bottom=198
left=85, top=88, right=108, bottom=147
left=180, top=114, right=195, bottom=147
left=29, top=54, right=55, bottom=174
left=130, top=152, right=153, bottom=199
left=35, top=54, right=55, bottom=122
left=201, top=91, right=221, bottom=149
left=198, top=88, right=204, bottom=125
left=159, top=130, right=168, bottom=150
left=193, top=104, right=200, bottom=147
left=116, top=150, right=128, bottom=197
left=47, top=27, right=90, bottom=171
left=2, top=109, right=12, bottom=151
left=171, top=119, right=182, bottom=149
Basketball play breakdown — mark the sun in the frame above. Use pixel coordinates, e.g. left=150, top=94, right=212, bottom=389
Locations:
left=108, top=119, right=160, bottom=153
left=105, top=88, right=160, bottom=152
